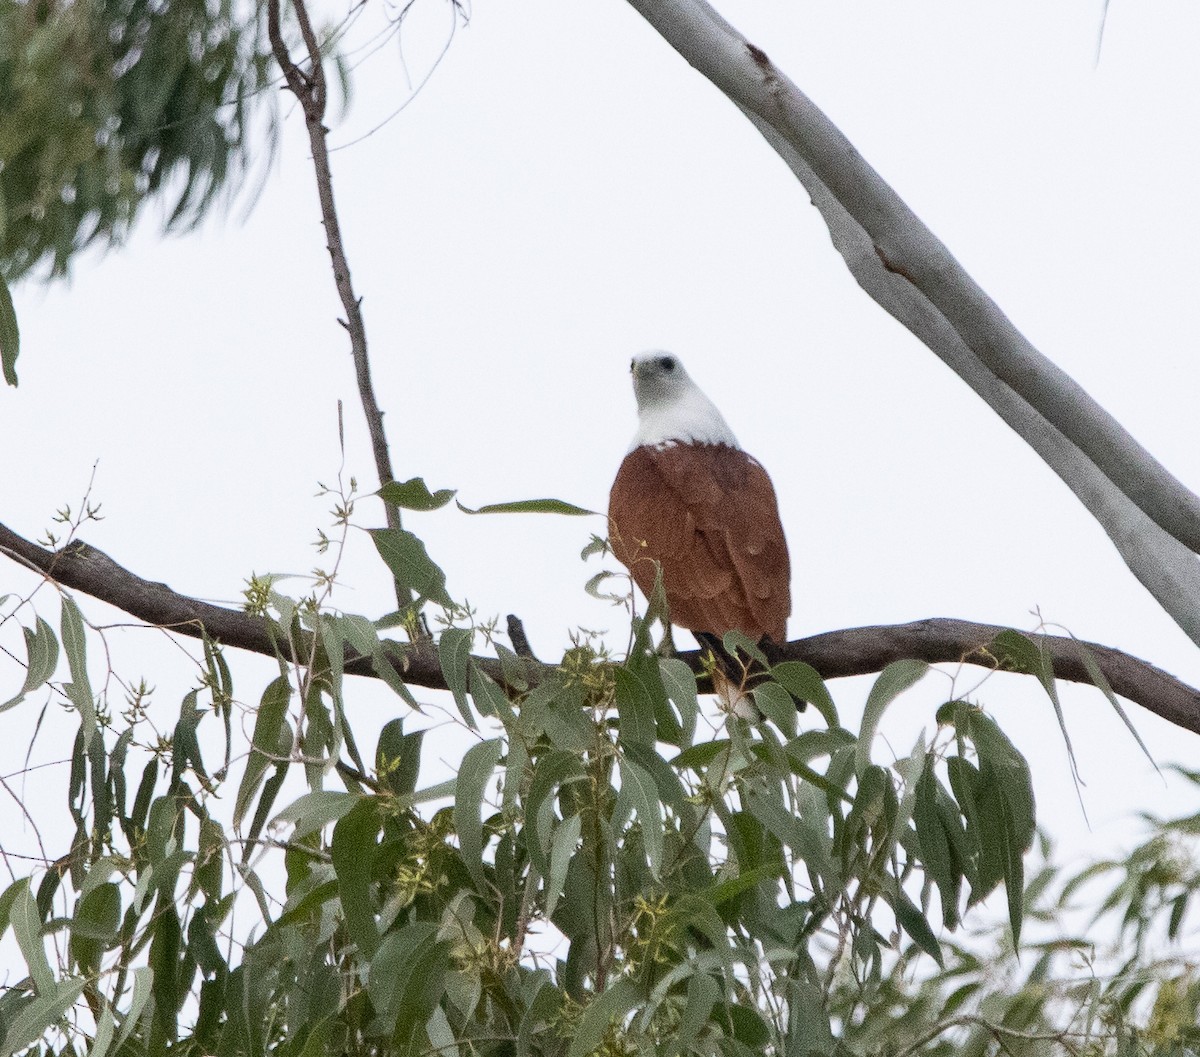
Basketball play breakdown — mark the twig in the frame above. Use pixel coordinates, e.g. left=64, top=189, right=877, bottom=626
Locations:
left=265, top=0, right=410, bottom=612
left=506, top=614, right=537, bottom=661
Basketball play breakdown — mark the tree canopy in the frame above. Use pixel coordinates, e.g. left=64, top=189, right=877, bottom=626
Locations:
left=1, top=0, right=1199, bottom=1054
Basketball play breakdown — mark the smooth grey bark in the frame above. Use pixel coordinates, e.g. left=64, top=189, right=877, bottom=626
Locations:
left=624, top=0, right=1200, bottom=643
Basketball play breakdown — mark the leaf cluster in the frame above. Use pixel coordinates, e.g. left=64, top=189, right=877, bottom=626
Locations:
left=0, top=559, right=1047, bottom=1057
left=0, top=0, right=273, bottom=284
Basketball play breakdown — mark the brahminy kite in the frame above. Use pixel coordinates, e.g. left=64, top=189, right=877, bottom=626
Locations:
left=608, top=352, right=791, bottom=654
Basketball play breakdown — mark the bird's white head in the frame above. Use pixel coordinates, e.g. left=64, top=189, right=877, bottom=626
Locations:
left=627, top=351, right=740, bottom=452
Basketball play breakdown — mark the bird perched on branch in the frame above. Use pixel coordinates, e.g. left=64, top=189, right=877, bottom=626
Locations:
left=608, top=351, right=792, bottom=688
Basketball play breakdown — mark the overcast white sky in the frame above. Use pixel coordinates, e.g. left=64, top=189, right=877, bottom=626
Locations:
left=2, top=0, right=1200, bottom=939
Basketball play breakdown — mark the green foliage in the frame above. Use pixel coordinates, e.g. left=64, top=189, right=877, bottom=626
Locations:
left=0, top=0, right=273, bottom=291
left=0, top=522, right=1187, bottom=1056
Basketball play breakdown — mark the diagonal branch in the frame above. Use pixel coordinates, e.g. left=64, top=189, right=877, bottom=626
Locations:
left=743, top=116, right=1200, bottom=648
left=623, top=0, right=1200, bottom=643
left=266, top=0, right=409, bottom=610
left=2, top=521, right=1197, bottom=735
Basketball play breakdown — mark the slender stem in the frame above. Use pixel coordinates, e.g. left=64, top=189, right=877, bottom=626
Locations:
left=266, top=0, right=410, bottom=611
left=893, top=1013, right=1088, bottom=1057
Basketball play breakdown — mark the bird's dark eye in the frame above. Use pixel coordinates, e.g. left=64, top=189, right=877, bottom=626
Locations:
left=660, top=356, right=676, bottom=371
left=629, top=359, right=636, bottom=373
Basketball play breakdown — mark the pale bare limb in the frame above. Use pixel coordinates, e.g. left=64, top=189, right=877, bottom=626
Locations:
left=745, top=116, right=1200, bottom=647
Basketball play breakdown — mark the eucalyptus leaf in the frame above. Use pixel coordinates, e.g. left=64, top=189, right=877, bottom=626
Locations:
left=0, top=271, right=18, bottom=385
left=9, top=880, right=53, bottom=996
left=754, top=680, right=798, bottom=739
left=369, top=527, right=453, bottom=607
left=331, top=797, right=383, bottom=958
left=379, top=476, right=457, bottom=511
left=856, top=660, right=928, bottom=775
left=619, top=755, right=664, bottom=877
left=567, top=977, right=642, bottom=1057
left=658, top=656, right=699, bottom=747
left=234, top=676, right=291, bottom=829
left=772, top=661, right=838, bottom=727
left=545, top=812, right=582, bottom=920
left=455, top=739, right=503, bottom=891
left=6, top=617, right=57, bottom=710
left=60, top=595, right=96, bottom=748
left=457, top=497, right=596, bottom=516
left=1, top=977, right=86, bottom=1056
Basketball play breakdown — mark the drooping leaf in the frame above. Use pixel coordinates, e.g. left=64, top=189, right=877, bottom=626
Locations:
left=234, top=676, right=291, bottom=829
left=624, top=741, right=690, bottom=822
left=772, top=661, right=838, bottom=727
left=991, top=629, right=1082, bottom=784
left=941, top=703, right=1035, bottom=945
left=113, top=966, right=155, bottom=1053
left=526, top=751, right=588, bottom=879
left=330, top=797, right=383, bottom=958
left=567, top=977, right=642, bottom=1057
left=0, top=617, right=58, bottom=713
left=614, top=666, right=657, bottom=747
left=367, top=921, right=442, bottom=1039
left=1071, top=634, right=1158, bottom=770
left=470, top=665, right=517, bottom=728
left=455, top=738, right=503, bottom=891
left=545, top=812, right=582, bottom=920
left=60, top=595, right=97, bottom=749
left=966, top=710, right=1036, bottom=852
left=889, top=885, right=944, bottom=966
left=856, top=660, right=928, bottom=775
left=0, top=272, right=18, bottom=385
left=673, top=971, right=720, bottom=1054
left=69, top=881, right=121, bottom=974
left=9, top=879, right=53, bottom=996
left=913, top=765, right=965, bottom=928
left=90, top=1004, right=116, bottom=1057
left=658, top=656, right=699, bottom=747
left=369, top=527, right=453, bottom=607
left=754, top=680, right=798, bottom=739
left=438, top=627, right=473, bottom=726
left=619, top=755, right=664, bottom=878
left=376, top=719, right=423, bottom=798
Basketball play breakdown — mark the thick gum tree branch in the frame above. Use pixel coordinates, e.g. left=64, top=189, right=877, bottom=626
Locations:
left=623, top=0, right=1200, bottom=641
left=744, top=117, right=1200, bottom=648
left=2, top=522, right=1197, bottom=735
left=266, top=0, right=409, bottom=608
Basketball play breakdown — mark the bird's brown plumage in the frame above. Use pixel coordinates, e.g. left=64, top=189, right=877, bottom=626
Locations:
left=608, top=442, right=791, bottom=645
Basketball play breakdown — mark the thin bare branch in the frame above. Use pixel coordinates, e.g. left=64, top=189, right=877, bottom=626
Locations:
left=266, top=0, right=409, bottom=610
